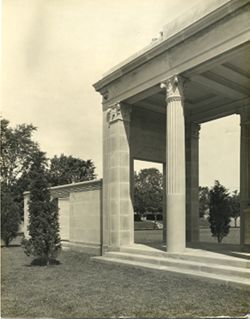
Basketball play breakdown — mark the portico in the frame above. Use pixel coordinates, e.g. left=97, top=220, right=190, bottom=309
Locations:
left=94, top=0, right=250, bottom=254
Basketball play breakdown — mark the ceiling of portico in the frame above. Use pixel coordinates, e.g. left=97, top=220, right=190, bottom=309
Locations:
left=128, top=44, right=250, bottom=123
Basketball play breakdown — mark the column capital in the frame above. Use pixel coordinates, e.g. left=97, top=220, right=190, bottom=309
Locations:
left=238, top=106, right=250, bottom=126
left=107, top=102, right=132, bottom=124
left=160, top=75, right=184, bottom=104
left=186, top=121, right=201, bottom=139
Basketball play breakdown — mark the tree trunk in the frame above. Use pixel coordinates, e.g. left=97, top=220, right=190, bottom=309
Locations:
left=217, top=235, right=222, bottom=243
left=4, top=238, right=9, bottom=247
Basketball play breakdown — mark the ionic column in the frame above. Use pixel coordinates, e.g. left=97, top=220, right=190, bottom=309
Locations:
left=161, top=75, right=186, bottom=253
left=162, top=163, right=167, bottom=244
left=103, top=102, right=133, bottom=251
left=130, top=156, right=135, bottom=244
left=186, top=122, right=200, bottom=243
left=239, top=107, right=250, bottom=250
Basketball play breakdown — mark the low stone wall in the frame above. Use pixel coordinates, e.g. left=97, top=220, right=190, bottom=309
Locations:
left=23, top=179, right=103, bottom=255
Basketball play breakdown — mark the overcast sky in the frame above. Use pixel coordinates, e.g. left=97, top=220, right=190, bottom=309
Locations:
left=2, top=0, right=240, bottom=192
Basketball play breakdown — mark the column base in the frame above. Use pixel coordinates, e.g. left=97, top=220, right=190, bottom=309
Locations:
left=186, top=230, right=200, bottom=243
left=241, top=244, right=250, bottom=252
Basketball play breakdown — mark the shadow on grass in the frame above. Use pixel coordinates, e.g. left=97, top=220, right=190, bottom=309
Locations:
left=1, top=244, right=22, bottom=248
left=25, top=258, right=61, bottom=267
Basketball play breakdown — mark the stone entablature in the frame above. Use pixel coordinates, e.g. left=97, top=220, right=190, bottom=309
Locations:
left=24, top=179, right=103, bottom=199
left=97, top=0, right=245, bottom=85
left=93, top=0, right=249, bottom=107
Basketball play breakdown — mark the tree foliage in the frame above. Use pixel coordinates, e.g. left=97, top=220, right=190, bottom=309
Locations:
left=199, top=186, right=210, bottom=218
left=24, top=152, right=61, bottom=265
left=134, top=168, right=163, bottom=215
left=228, top=190, right=240, bottom=227
left=1, top=119, right=40, bottom=245
left=208, top=180, right=231, bottom=243
left=1, top=118, right=39, bottom=186
left=1, top=186, right=21, bottom=246
left=1, top=118, right=40, bottom=221
left=47, top=154, right=96, bottom=186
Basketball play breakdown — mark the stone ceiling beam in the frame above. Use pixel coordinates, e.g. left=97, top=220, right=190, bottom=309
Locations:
left=126, top=85, right=161, bottom=104
left=211, top=64, right=250, bottom=88
left=189, top=97, right=250, bottom=123
left=190, top=74, right=247, bottom=99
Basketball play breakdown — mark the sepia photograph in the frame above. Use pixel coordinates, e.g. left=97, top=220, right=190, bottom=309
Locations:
left=1, top=0, right=250, bottom=318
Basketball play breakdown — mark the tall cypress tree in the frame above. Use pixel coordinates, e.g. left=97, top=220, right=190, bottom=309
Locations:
left=208, top=180, right=231, bottom=243
left=24, top=152, right=61, bottom=265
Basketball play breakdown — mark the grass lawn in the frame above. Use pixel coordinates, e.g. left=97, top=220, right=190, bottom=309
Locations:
left=135, top=227, right=240, bottom=245
left=1, top=247, right=250, bottom=318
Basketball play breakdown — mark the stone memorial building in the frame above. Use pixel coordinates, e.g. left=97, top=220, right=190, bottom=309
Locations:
left=24, top=0, right=250, bottom=286
left=93, top=0, right=250, bottom=253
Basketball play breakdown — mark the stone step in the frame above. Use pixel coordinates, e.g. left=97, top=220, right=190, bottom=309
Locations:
left=92, top=254, right=250, bottom=290
left=120, top=246, right=250, bottom=269
left=104, top=251, right=250, bottom=280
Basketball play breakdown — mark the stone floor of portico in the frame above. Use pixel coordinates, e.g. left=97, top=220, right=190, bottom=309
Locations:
left=135, top=240, right=250, bottom=260
left=93, top=242, right=250, bottom=290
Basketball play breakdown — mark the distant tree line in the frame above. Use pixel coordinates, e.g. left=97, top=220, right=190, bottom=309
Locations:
left=134, top=168, right=240, bottom=243
left=134, top=168, right=163, bottom=217
left=1, top=118, right=241, bottom=249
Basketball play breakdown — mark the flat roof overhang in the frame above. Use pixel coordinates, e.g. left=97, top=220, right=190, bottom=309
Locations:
left=93, top=0, right=250, bottom=123
left=129, top=44, right=250, bottom=123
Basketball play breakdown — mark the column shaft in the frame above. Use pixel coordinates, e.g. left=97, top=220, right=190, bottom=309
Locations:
left=240, top=107, right=250, bottom=250
left=130, top=157, right=135, bottom=244
left=103, top=103, right=133, bottom=251
left=102, top=109, right=110, bottom=253
left=186, top=122, right=200, bottom=243
left=162, top=163, right=167, bottom=243
left=162, top=76, right=186, bottom=252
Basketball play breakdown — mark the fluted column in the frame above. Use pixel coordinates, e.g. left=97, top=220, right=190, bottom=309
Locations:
left=103, top=102, right=133, bottom=251
left=239, top=106, right=250, bottom=250
left=162, top=163, right=167, bottom=243
left=161, top=75, right=186, bottom=252
left=186, top=122, right=200, bottom=243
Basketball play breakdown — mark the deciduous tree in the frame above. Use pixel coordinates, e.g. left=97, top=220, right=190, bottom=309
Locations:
left=199, top=186, right=210, bottom=218
left=1, top=118, right=40, bottom=244
left=228, top=190, right=240, bottom=227
left=134, top=168, right=163, bottom=216
left=47, top=154, right=96, bottom=186
left=1, top=118, right=39, bottom=187
left=1, top=186, right=21, bottom=246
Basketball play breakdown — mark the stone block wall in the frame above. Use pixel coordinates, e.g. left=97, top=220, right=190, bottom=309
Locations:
left=23, top=179, right=103, bottom=255
left=130, top=107, right=165, bottom=163
left=58, top=198, right=70, bottom=241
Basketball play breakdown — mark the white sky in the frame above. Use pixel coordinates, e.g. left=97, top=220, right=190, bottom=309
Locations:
left=2, top=0, right=240, bottom=191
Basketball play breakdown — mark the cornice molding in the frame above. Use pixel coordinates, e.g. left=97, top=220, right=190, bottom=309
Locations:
left=93, top=0, right=248, bottom=95
left=24, top=179, right=103, bottom=199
